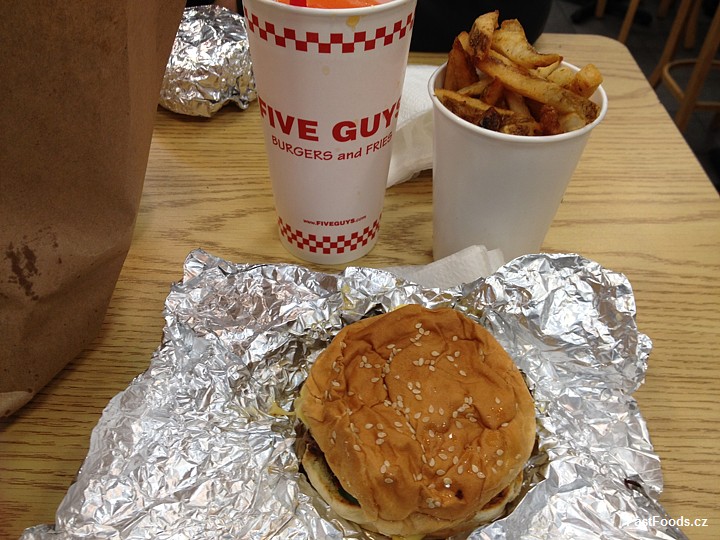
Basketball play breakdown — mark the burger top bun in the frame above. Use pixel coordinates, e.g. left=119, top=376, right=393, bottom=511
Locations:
left=296, top=305, right=536, bottom=534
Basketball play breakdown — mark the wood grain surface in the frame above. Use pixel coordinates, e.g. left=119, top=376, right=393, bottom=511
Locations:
left=1, top=35, right=719, bottom=539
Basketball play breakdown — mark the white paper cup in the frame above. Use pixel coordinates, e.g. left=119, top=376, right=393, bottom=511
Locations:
left=243, top=0, right=417, bottom=264
left=429, top=62, right=608, bottom=261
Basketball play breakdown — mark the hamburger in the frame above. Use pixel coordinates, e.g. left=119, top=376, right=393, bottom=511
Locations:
left=295, top=304, right=536, bottom=539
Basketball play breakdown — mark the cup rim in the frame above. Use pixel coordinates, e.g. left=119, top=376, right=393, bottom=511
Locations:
left=244, top=0, right=415, bottom=15
left=428, top=61, right=608, bottom=143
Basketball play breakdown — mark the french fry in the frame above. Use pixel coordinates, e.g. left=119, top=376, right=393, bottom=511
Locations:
left=467, top=11, right=499, bottom=62
left=438, top=12, right=604, bottom=136
left=456, top=76, right=494, bottom=98
left=435, top=88, right=542, bottom=136
left=505, top=89, right=532, bottom=118
left=491, top=19, right=562, bottom=69
left=444, top=33, right=478, bottom=91
left=564, top=63, right=603, bottom=98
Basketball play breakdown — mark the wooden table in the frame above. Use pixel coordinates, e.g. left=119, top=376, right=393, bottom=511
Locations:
left=2, top=34, right=719, bottom=539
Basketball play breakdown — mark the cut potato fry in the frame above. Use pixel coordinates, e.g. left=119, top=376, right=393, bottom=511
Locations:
left=491, top=19, right=562, bottom=69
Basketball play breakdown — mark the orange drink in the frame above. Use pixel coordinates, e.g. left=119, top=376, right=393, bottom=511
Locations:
left=275, top=0, right=393, bottom=7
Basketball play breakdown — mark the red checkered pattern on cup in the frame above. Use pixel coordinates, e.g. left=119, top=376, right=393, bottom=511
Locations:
left=243, top=8, right=414, bottom=53
left=278, top=217, right=380, bottom=254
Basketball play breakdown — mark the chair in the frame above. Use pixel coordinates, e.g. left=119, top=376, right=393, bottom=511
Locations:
left=649, top=0, right=720, bottom=132
left=594, top=0, right=644, bottom=43
left=658, top=0, right=703, bottom=49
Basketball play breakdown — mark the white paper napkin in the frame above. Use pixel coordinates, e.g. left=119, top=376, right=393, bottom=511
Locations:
left=387, top=64, right=437, bottom=187
left=385, top=245, right=505, bottom=289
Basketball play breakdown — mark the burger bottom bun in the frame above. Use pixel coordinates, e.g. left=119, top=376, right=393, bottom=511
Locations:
left=299, top=432, right=524, bottom=539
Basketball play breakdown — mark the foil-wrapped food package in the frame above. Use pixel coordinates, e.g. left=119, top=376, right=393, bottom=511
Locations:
left=22, top=250, right=689, bottom=539
left=160, top=6, right=256, bottom=117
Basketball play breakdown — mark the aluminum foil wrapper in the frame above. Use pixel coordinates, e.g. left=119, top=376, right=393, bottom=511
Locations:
left=23, top=249, right=688, bottom=540
left=159, top=6, right=256, bottom=117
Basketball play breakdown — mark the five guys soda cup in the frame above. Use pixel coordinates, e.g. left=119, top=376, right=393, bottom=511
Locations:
left=243, top=0, right=417, bottom=264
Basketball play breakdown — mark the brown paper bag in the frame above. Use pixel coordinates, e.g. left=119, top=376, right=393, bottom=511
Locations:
left=0, top=1, right=185, bottom=416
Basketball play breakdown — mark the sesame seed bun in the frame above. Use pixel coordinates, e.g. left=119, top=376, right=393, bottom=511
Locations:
left=295, top=305, right=536, bottom=538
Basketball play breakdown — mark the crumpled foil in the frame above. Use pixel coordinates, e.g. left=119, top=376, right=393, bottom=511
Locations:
left=22, top=249, right=689, bottom=540
left=159, top=6, right=256, bottom=117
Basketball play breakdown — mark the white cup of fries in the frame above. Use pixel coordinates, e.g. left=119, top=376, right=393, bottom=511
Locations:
left=428, top=11, right=608, bottom=261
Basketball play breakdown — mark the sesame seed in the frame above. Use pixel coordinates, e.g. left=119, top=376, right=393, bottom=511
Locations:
left=501, top=422, right=509, bottom=427
left=429, top=366, right=436, bottom=372
left=353, top=444, right=361, bottom=451
left=452, top=456, right=459, bottom=465
left=365, top=423, right=373, bottom=429
left=497, top=460, right=503, bottom=466
left=380, top=464, right=387, bottom=473
left=377, top=423, right=384, bottom=429
left=439, top=408, right=445, bottom=416
left=371, top=377, right=380, bottom=383
left=454, top=351, right=460, bottom=357
left=384, top=478, right=394, bottom=484
left=350, top=423, right=359, bottom=433
left=436, top=469, right=446, bottom=476
left=415, top=323, right=423, bottom=329
left=431, top=351, right=440, bottom=357
left=376, top=439, right=385, bottom=445
left=472, top=465, right=479, bottom=473
left=448, top=445, right=455, bottom=452
left=428, top=405, right=434, bottom=414
left=422, top=416, right=430, bottom=423
left=446, top=355, right=454, bottom=362
left=455, top=421, right=463, bottom=428
left=418, top=357, right=425, bottom=366
left=429, top=458, right=436, bottom=467
left=495, top=397, right=501, bottom=404
left=428, top=430, right=436, bottom=438
left=407, top=382, right=414, bottom=390
left=387, top=344, right=395, bottom=349
left=476, top=471, right=486, bottom=479
left=457, top=465, right=464, bottom=474
left=414, top=342, right=422, bottom=347
left=443, top=477, right=452, bottom=486
left=459, top=370, right=467, bottom=376
left=331, top=381, right=341, bottom=387
left=415, top=395, right=423, bottom=401
left=377, top=432, right=387, bottom=438
left=414, top=473, right=423, bottom=481
left=394, top=421, right=403, bottom=428
left=413, top=412, right=422, bottom=420
left=439, top=453, right=448, bottom=460
left=496, top=449, right=504, bottom=456
left=452, top=336, right=458, bottom=341
left=515, top=454, right=522, bottom=460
